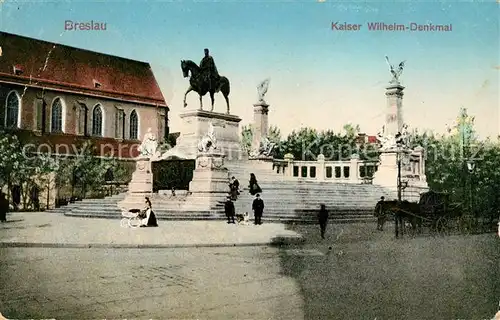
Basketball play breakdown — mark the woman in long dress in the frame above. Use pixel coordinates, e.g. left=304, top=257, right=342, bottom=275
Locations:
left=248, top=173, right=262, bottom=196
left=140, top=197, right=158, bottom=227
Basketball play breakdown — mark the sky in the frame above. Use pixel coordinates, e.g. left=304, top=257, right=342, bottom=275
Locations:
left=0, top=0, right=498, bottom=138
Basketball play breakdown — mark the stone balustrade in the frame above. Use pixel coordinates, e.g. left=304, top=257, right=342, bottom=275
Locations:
left=272, top=153, right=379, bottom=184
left=271, top=149, right=427, bottom=186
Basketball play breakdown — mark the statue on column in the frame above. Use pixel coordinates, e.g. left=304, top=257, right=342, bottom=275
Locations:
left=256, top=78, right=270, bottom=104
left=385, top=55, right=405, bottom=84
left=138, top=128, right=158, bottom=158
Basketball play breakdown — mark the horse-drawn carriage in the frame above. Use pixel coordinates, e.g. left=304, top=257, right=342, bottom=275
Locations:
left=376, top=191, right=474, bottom=236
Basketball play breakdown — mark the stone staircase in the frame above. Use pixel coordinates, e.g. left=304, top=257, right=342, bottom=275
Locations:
left=215, top=182, right=395, bottom=224
left=221, top=160, right=396, bottom=223
left=54, top=159, right=396, bottom=223
left=61, top=192, right=226, bottom=220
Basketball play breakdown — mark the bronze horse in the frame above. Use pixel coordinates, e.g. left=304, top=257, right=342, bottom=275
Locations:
left=181, top=60, right=231, bottom=114
left=374, top=200, right=422, bottom=234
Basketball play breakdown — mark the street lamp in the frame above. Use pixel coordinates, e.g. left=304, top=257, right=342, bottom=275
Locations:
left=395, top=132, right=409, bottom=202
left=466, top=159, right=475, bottom=216
left=466, top=160, right=475, bottom=173
left=394, top=130, right=410, bottom=238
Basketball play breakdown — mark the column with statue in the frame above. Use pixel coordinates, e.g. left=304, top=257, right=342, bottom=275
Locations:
left=372, top=57, right=407, bottom=193
left=250, top=78, right=276, bottom=160
left=372, top=57, right=428, bottom=198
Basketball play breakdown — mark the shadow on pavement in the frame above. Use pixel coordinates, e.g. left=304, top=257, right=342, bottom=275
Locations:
left=1, top=219, right=24, bottom=223
left=275, top=222, right=500, bottom=320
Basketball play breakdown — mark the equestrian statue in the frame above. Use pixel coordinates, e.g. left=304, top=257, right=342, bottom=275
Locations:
left=181, top=48, right=231, bottom=114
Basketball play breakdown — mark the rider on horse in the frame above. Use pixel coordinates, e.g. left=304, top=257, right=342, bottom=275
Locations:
left=200, top=48, right=220, bottom=89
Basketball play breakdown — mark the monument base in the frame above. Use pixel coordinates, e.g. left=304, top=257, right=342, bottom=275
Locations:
left=162, top=110, right=243, bottom=161
left=249, top=155, right=273, bottom=161
left=118, top=157, right=153, bottom=210
left=186, top=152, right=230, bottom=210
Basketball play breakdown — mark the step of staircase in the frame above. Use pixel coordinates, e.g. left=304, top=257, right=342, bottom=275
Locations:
left=57, top=158, right=393, bottom=224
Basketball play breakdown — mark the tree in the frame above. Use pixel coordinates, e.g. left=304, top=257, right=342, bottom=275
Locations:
left=278, top=125, right=364, bottom=161
left=343, top=123, right=360, bottom=139
left=0, top=132, right=25, bottom=186
left=0, top=131, right=60, bottom=210
left=411, top=107, right=500, bottom=222
left=59, top=141, right=123, bottom=198
left=280, top=127, right=319, bottom=161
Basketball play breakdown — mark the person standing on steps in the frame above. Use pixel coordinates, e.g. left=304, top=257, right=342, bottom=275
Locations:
left=248, top=173, right=262, bottom=196
left=229, top=176, right=240, bottom=201
left=318, top=204, right=329, bottom=239
left=224, top=195, right=235, bottom=224
left=252, top=193, right=264, bottom=225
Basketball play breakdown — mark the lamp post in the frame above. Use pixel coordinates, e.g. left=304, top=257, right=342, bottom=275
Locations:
left=394, top=127, right=410, bottom=238
left=467, top=159, right=475, bottom=216
left=397, top=149, right=402, bottom=202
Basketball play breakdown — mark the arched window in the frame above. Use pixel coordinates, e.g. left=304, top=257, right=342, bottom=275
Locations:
left=92, top=104, right=103, bottom=136
left=51, top=98, right=63, bottom=133
left=5, top=91, right=20, bottom=128
left=129, top=110, right=139, bottom=140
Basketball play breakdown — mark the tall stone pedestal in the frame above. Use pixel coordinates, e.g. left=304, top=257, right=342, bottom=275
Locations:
left=251, top=103, right=269, bottom=152
left=118, top=157, right=153, bottom=210
left=385, top=83, right=404, bottom=136
left=187, top=152, right=229, bottom=209
left=164, top=110, right=243, bottom=161
left=372, top=152, right=398, bottom=191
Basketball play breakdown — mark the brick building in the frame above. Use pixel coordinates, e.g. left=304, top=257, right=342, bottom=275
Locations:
left=0, top=31, right=169, bottom=158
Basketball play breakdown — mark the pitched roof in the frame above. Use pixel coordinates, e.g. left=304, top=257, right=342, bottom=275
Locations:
left=356, top=133, right=378, bottom=144
left=0, top=32, right=167, bottom=107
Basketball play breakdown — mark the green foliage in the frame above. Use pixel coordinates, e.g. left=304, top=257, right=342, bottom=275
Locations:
left=411, top=108, right=500, bottom=220
left=0, top=131, right=61, bottom=209
left=0, top=132, right=24, bottom=185
left=59, top=141, right=126, bottom=197
left=279, top=126, right=366, bottom=161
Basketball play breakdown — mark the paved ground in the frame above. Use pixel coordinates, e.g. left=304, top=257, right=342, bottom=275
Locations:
left=0, top=246, right=305, bottom=319
left=0, top=212, right=498, bottom=319
left=282, top=224, right=500, bottom=320
left=0, top=212, right=302, bottom=247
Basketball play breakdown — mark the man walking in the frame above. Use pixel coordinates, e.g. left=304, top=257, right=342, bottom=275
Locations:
left=252, top=193, right=264, bottom=225
left=224, top=195, right=235, bottom=224
left=0, top=191, right=8, bottom=222
left=374, top=196, right=386, bottom=231
left=318, top=204, right=329, bottom=239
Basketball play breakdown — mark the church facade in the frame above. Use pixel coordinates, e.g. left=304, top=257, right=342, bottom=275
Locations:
left=0, top=31, right=169, bottom=159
